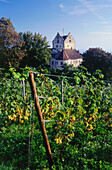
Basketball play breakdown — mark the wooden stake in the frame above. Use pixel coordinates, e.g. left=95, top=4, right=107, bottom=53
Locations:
left=29, top=71, right=54, bottom=169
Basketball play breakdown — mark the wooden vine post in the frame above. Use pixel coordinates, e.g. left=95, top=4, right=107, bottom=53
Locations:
left=29, top=71, right=54, bottom=169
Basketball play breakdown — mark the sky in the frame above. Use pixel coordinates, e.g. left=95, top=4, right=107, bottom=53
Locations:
left=0, top=0, right=112, bottom=53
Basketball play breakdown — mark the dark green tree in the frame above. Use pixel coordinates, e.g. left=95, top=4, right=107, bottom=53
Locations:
left=0, top=17, right=25, bottom=69
left=20, top=32, right=52, bottom=69
left=82, top=48, right=112, bottom=80
left=50, top=63, right=77, bottom=77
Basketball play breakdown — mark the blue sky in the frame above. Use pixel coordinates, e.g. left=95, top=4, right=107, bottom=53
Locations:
left=0, top=0, right=112, bottom=53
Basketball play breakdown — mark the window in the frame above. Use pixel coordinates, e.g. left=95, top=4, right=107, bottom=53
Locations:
left=70, top=61, right=72, bottom=64
left=56, top=61, right=58, bottom=65
left=57, top=40, right=59, bottom=43
left=69, top=40, right=71, bottom=42
left=56, top=45, right=58, bottom=48
left=52, top=61, right=54, bottom=65
left=61, top=62, right=63, bottom=65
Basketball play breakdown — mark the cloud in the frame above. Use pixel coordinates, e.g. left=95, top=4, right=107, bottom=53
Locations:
left=78, top=0, right=112, bottom=10
left=99, top=4, right=112, bottom=8
left=0, top=0, right=10, bottom=3
left=78, top=0, right=104, bottom=20
left=90, top=32, right=112, bottom=35
left=98, top=21, right=112, bottom=25
left=59, top=3, right=65, bottom=9
left=78, top=0, right=112, bottom=19
left=69, top=7, right=87, bottom=15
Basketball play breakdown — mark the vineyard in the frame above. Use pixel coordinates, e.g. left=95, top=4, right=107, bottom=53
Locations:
left=0, top=67, right=112, bottom=169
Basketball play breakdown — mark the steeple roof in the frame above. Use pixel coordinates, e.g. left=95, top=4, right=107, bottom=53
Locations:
left=61, top=35, right=68, bottom=40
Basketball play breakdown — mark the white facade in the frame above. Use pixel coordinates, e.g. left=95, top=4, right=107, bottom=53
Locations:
left=52, top=33, right=64, bottom=51
left=52, top=32, right=75, bottom=53
left=64, top=33, right=75, bottom=50
left=51, top=58, right=83, bottom=69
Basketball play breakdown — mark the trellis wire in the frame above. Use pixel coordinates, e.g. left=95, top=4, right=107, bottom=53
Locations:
left=32, top=72, right=112, bottom=121
left=21, top=73, right=112, bottom=123
left=21, top=73, right=111, bottom=127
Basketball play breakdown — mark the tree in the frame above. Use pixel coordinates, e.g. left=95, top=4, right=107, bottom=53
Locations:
left=82, top=48, right=112, bottom=80
left=20, top=32, right=52, bottom=69
left=0, top=17, right=25, bottom=69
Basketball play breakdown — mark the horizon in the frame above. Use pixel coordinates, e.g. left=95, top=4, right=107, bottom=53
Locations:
left=0, top=0, right=112, bottom=53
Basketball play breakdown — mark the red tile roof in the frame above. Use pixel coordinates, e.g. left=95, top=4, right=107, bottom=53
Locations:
left=54, top=49, right=82, bottom=60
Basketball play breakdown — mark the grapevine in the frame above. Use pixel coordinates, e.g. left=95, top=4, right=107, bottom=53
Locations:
left=0, top=67, right=112, bottom=169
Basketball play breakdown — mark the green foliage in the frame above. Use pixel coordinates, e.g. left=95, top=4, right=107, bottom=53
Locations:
left=0, top=17, right=25, bottom=69
left=20, top=32, right=52, bottom=69
left=0, top=67, right=112, bottom=169
left=0, top=17, right=52, bottom=70
left=0, top=164, right=13, bottom=170
left=82, top=48, right=112, bottom=80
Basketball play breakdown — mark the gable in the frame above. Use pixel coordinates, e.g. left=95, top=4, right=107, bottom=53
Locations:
left=52, top=32, right=64, bottom=44
left=64, top=33, right=75, bottom=44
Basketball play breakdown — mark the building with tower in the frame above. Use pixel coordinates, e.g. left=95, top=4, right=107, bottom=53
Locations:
left=51, top=32, right=83, bottom=69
